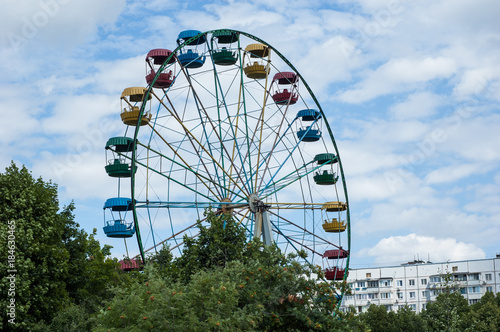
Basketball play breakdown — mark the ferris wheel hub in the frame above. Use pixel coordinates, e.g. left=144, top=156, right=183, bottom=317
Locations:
left=248, top=194, right=270, bottom=213
left=248, top=194, right=260, bottom=213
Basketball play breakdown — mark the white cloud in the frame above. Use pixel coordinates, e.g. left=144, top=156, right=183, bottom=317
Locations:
left=453, top=68, right=499, bottom=100
left=359, top=233, right=486, bottom=266
left=337, top=57, right=457, bottom=103
left=390, top=92, right=444, bottom=120
left=1, top=0, right=125, bottom=51
left=425, top=163, right=488, bottom=185
left=436, top=113, right=500, bottom=162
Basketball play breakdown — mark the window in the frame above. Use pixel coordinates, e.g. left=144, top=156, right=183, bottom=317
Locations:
left=432, top=276, right=442, bottom=283
left=421, top=279, right=427, bottom=285
left=357, top=281, right=366, bottom=288
left=468, top=273, right=480, bottom=281
left=460, top=287, right=467, bottom=294
left=366, top=273, right=371, bottom=278
left=356, top=294, right=367, bottom=300
left=367, top=281, right=379, bottom=288
left=487, top=286, right=493, bottom=292
left=381, top=292, right=391, bottom=299
left=422, top=291, right=429, bottom=297
left=397, top=280, right=403, bottom=287
left=422, top=303, right=427, bottom=310
left=430, top=276, right=442, bottom=283
left=384, top=305, right=392, bottom=312
left=468, top=286, right=480, bottom=293
left=469, top=299, right=479, bottom=305
left=409, top=292, right=415, bottom=299
left=409, top=304, right=417, bottom=311
left=380, top=280, right=391, bottom=287
left=485, top=274, right=492, bottom=281
left=368, top=293, right=378, bottom=299
left=432, top=290, right=440, bottom=296
left=452, top=266, right=458, bottom=272
left=454, top=274, right=467, bottom=281
left=409, top=279, right=415, bottom=286
left=397, top=292, right=403, bottom=299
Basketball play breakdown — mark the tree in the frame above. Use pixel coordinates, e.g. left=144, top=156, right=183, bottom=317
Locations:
left=0, top=162, right=120, bottom=330
left=469, top=291, right=500, bottom=331
left=362, top=304, right=397, bottom=332
left=96, top=209, right=347, bottom=331
left=393, top=305, right=425, bottom=332
left=421, top=291, right=471, bottom=331
left=172, top=209, right=247, bottom=282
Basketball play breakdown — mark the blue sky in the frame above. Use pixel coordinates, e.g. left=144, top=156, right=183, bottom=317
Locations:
left=1, top=0, right=499, bottom=268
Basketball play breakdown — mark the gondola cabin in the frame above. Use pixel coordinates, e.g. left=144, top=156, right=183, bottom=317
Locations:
left=322, top=218, right=346, bottom=233
left=313, top=170, right=339, bottom=185
left=120, top=87, right=152, bottom=126
left=104, top=137, right=136, bottom=178
left=323, top=249, right=349, bottom=260
left=145, top=48, right=176, bottom=88
left=325, top=268, right=346, bottom=281
left=271, top=72, right=299, bottom=105
left=177, top=30, right=206, bottom=68
left=322, top=201, right=348, bottom=212
left=243, top=43, right=270, bottom=79
left=103, top=197, right=135, bottom=238
left=211, top=31, right=239, bottom=66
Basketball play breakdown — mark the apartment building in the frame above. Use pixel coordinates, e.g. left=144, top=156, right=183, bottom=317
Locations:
left=340, top=255, right=500, bottom=313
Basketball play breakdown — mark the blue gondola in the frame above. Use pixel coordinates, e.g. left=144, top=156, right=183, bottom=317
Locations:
left=297, top=126, right=321, bottom=142
left=103, top=197, right=135, bottom=238
left=177, top=30, right=206, bottom=68
left=297, top=109, right=322, bottom=121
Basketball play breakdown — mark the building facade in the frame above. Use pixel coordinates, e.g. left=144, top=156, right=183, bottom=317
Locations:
left=340, top=256, right=500, bottom=313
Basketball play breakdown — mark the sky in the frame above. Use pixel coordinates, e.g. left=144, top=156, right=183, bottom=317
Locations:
left=1, top=0, right=499, bottom=268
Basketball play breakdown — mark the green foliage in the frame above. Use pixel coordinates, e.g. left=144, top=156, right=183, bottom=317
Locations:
left=394, top=304, right=426, bottom=332
left=96, top=209, right=346, bottom=331
left=361, top=304, right=396, bottom=332
left=0, top=163, right=71, bottom=330
left=421, top=291, right=471, bottom=331
left=358, top=304, right=424, bottom=332
left=172, top=209, right=247, bottom=282
left=468, top=292, right=500, bottom=331
left=0, top=162, right=120, bottom=330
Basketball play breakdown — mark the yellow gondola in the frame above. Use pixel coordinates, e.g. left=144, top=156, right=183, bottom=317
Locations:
left=322, top=218, right=346, bottom=233
left=120, top=87, right=152, bottom=126
left=243, top=44, right=270, bottom=79
left=322, top=201, right=347, bottom=212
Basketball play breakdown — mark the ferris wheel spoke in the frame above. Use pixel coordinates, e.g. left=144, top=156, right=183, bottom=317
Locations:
left=271, top=224, right=323, bottom=258
left=268, top=209, right=340, bottom=249
left=148, top=96, right=251, bottom=201
left=257, top=118, right=324, bottom=196
left=255, top=105, right=295, bottom=192
left=148, top=90, right=224, bottom=199
left=211, top=64, right=255, bottom=197
left=145, top=123, right=224, bottom=199
left=179, top=65, right=253, bottom=197
left=258, top=162, right=316, bottom=200
left=133, top=156, right=217, bottom=203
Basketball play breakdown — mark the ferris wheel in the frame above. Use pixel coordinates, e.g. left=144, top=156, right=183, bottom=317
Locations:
left=103, top=29, right=350, bottom=285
